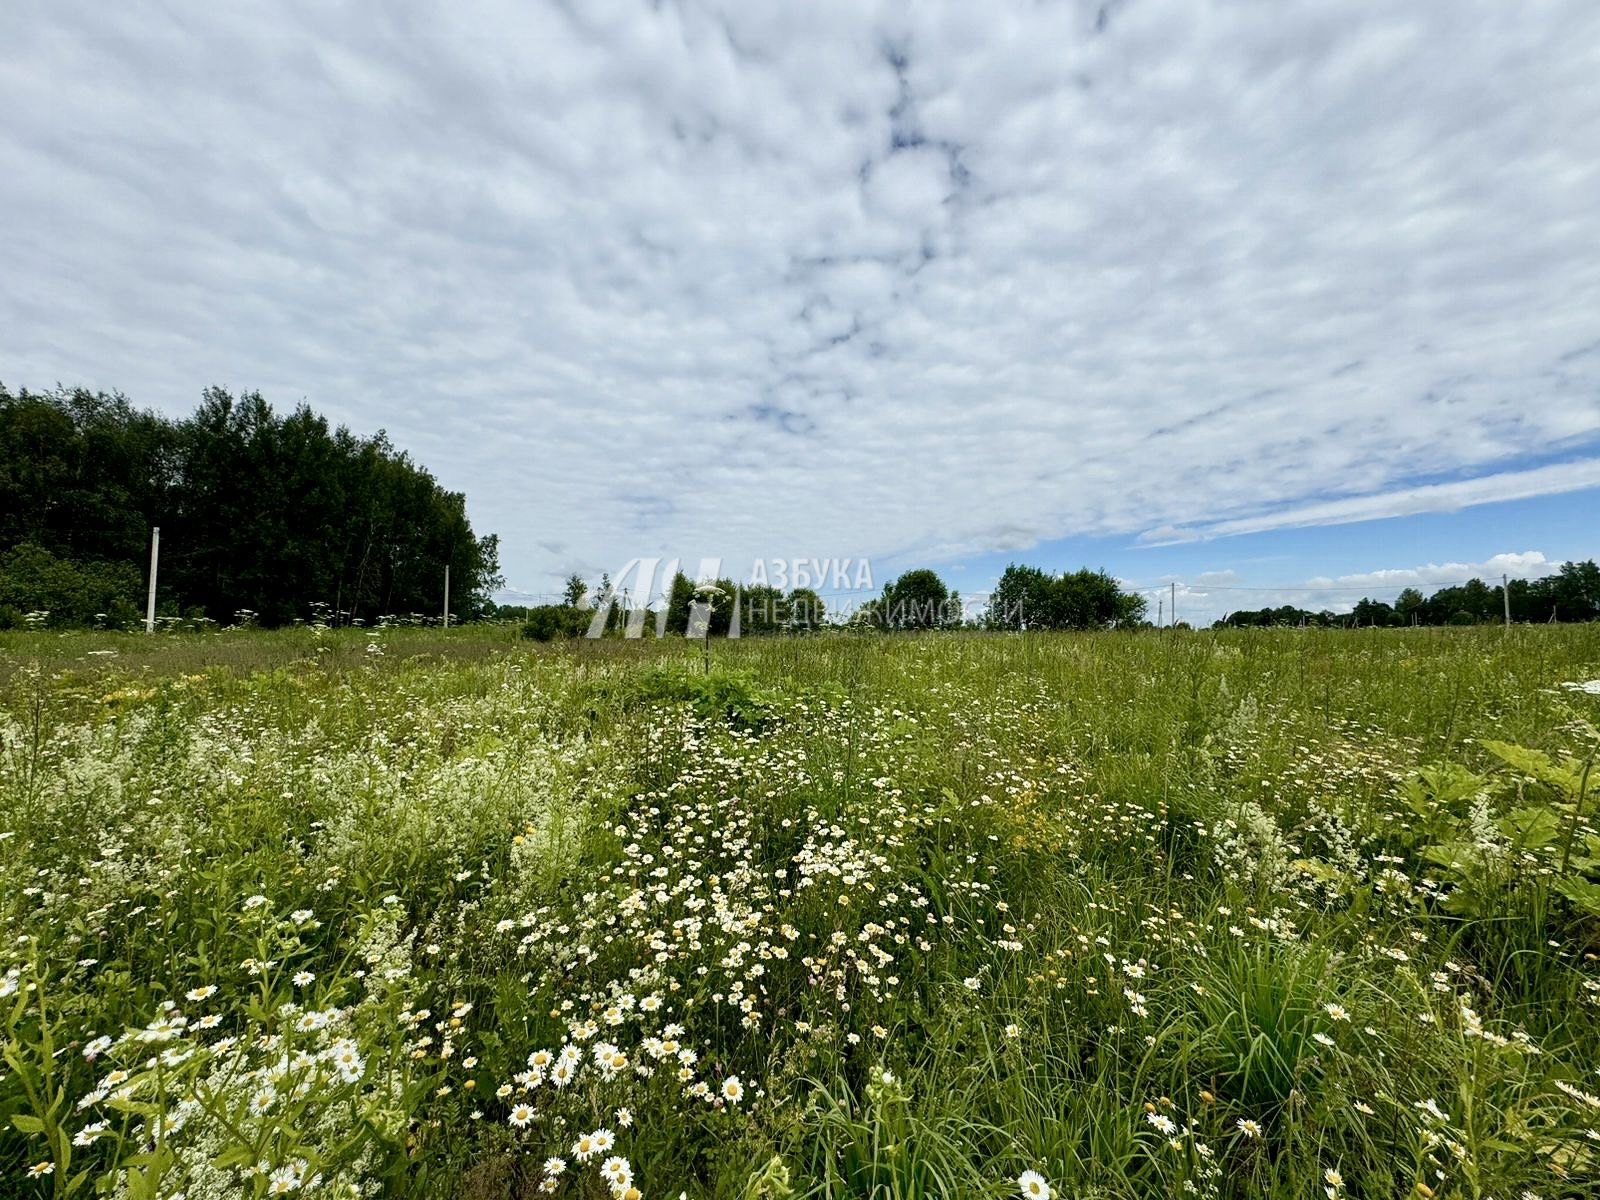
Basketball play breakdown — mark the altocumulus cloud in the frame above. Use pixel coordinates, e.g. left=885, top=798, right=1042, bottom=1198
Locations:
left=2, top=1, right=1599, bottom=591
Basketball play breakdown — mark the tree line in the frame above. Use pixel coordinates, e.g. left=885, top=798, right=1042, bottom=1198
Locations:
left=0, top=384, right=502, bottom=628
left=1215, top=561, right=1600, bottom=628
left=517, top=562, right=1149, bottom=639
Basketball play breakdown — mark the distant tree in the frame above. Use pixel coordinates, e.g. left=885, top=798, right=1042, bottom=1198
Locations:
left=986, top=564, right=1048, bottom=630
left=847, top=597, right=886, bottom=630
left=659, top=572, right=742, bottom=637
left=563, top=573, right=587, bottom=607
left=1550, top=560, right=1600, bottom=621
left=740, top=585, right=785, bottom=634
left=1056, top=568, right=1145, bottom=628
left=786, top=587, right=826, bottom=630
left=882, top=569, right=950, bottom=630
left=1351, top=598, right=1397, bottom=627
left=663, top=572, right=695, bottom=636
left=985, top=564, right=1145, bottom=630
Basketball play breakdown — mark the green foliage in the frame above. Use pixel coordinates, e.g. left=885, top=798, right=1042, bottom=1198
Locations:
left=653, top=572, right=743, bottom=637
left=630, top=663, right=777, bottom=729
left=880, top=569, right=952, bottom=630
left=785, top=588, right=827, bottom=631
left=987, top=563, right=1145, bottom=630
left=804, top=1070, right=988, bottom=1200
left=0, top=383, right=501, bottom=626
left=0, top=543, right=142, bottom=628
left=520, top=604, right=589, bottom=641
left=1190, top=943, right=1338, bottom=1116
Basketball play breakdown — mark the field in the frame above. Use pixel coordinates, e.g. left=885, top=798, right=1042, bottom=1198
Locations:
left=2, top=625, right=1599, bottom=1200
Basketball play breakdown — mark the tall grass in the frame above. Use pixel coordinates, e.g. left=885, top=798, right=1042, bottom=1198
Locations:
left=1, top=624, right=1597, bottom=1198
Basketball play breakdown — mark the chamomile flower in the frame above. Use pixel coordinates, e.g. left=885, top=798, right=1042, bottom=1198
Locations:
left=1017, top=1169, right=1051, bottom=1200
left=248, top=1086, right=277, bottom=1116
left=600, top=1155, right=632, bottom=1190
left=266, top=1159, right=309, bottom=1193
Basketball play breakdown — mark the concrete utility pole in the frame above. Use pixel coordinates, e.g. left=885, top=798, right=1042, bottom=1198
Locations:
left=1502, top=573, right=1511, bottom=630
left=443, top=565, right=450, bottom=629
left=1170, top=581, right=1177, bottom=628
left=1157, top=595, right=1163, bottom=627
left=145, top=527, right=160, bottom=633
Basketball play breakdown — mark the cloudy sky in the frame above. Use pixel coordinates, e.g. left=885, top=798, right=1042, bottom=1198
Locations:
left=4, top=0, right=1599, bottom=622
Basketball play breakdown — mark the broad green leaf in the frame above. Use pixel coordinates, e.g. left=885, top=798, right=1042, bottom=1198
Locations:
left=1554, top=875, right=1600, bottom=917
left=1501, top=805, right=1562, bottom=850
left=1480, top=739, right=1583, bottom=793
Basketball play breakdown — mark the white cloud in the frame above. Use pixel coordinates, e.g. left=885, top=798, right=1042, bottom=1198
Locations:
left=2, top=0, right=1599, bottom=592
left=1304, top=550, right=1555, bottom=591
left=1142, top=460, right=1600, bottom=545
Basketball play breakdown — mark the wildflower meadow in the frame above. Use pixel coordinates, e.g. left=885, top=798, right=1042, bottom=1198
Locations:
left=2, top=624, right=1598, bottom=1199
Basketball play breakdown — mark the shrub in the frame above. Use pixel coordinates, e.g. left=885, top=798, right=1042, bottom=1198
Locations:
left=520, top=604, right=588, bottom=641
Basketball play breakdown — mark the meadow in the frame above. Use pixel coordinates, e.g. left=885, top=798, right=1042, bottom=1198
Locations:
left=2, top=624, right=1598, bottom=1200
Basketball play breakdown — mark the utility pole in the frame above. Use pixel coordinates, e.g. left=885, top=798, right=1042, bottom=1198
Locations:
left=1502, top=573, right=1510, bottom=630
left=1170, top=581, right=1177, bottom=629
left=443, top=564, right=450, bottom=629
left=145, top=526, right=160, bottom=633
left=1157, top=595, right=1163, bottom=627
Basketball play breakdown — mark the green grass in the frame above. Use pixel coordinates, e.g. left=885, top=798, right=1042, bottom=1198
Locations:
left=2, top=624, right=1598, bottom=1199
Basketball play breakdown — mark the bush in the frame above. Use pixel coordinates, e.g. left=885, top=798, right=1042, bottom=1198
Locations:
left=520, top=604, right=589, bottom=641
left=0, top=541, right=141, bottom=627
